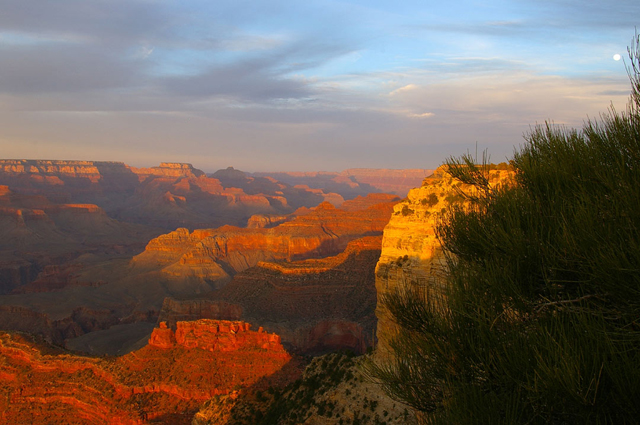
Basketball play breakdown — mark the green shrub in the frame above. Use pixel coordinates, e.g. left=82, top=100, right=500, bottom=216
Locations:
left=367, top=33, right=640, bottom=425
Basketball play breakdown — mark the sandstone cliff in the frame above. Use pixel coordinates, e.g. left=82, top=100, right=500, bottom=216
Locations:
left=375, top=166, right=514, bottom=353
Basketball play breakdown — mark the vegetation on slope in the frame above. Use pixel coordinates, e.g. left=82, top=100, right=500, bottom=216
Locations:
left=194, top=352, right=415, bottom=425
left=367, top=34, right=640, bottom=424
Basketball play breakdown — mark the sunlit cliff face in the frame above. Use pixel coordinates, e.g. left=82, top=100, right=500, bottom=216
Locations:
left=375, top=166, right=515, bottom=354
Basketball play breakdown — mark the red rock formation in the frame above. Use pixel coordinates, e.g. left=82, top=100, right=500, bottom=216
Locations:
left=147, top=321, right=176, bottom=349
left=0, top=320, right=296, bottom=424
left=149, top=320, right=285, bottom=353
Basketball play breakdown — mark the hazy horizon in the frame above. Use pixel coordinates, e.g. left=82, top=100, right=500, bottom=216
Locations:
left=0, top=158, right=438, bottom=175
left=1, top=0, right=637, bottom=171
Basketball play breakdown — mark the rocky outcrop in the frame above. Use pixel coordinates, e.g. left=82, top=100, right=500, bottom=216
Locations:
left=374, top=166, right=514, bottom=353
left=149, top=320, right=285, bottom=353
left=0, top=320, right=296, bottom=424
left=246, top=214, right=291, bottom=229
left=147, top=321, right=177, bottom=348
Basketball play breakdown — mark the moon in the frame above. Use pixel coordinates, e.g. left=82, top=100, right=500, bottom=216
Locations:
left=613, top=54, right=621, bottom=61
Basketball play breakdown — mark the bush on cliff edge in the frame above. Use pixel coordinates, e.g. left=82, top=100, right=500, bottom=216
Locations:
left=367, top=33, right=640, bottom=424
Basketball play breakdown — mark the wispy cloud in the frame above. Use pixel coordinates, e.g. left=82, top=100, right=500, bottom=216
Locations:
left=390, top=84, right=418, bottom=96
left=408, top=112, right=435, bottom=118
left=0, top=0, right=636, bottom=171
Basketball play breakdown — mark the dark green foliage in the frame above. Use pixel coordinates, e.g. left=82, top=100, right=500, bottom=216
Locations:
left=367, top=33, right=640, bottom=425
left=422, top=193, right=439, bottom=207
left=257, top=353, right=357, bottom=424
left=401, top=205, right=414, bottom=216
left=443, top=193, right=464, bottom=204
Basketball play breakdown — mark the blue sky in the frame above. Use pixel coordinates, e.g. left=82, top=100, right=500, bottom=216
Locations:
left=0, top=0, right=636, bottom=171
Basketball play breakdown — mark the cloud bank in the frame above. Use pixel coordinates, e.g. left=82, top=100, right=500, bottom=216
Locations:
left=0, top=0, right=635, bottom=171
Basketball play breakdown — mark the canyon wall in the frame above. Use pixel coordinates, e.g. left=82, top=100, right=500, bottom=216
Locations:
left=0, top=160, right=345, bottom=231
left=160, top=236, right=383, bottom=354
left=0, top=193, right=397, bottom=355
left=375, top=166, right=514, bottom=353
left=132, top=194, right=398, bottom=284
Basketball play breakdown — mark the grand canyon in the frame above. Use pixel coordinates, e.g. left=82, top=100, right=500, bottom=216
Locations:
left=0, top=159, right=436, bottom=423
left=2, top=1, right=635, bottom=422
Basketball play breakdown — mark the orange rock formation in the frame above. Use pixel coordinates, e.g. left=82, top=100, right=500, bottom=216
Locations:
left=0, top=319, right=295, bottom=424
left=132, top=194, right=398, bottom=288
left=149, top=320, right=284, bottom=353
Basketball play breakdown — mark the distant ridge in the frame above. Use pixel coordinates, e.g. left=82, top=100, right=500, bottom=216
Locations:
left=253, top=168, right=434, bottom=197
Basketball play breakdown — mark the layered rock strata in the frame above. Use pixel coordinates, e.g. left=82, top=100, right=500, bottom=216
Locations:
left=0, top=160, right=347, bottom=231
left=375, top=166, right=514, bottom=353
left=133, top=196, right=398, bottom=285
left=148, top=320, right=284, bottom=353
left=160, top=236, right=384, bottom=354
left=0, top=320, right=295, bottom=424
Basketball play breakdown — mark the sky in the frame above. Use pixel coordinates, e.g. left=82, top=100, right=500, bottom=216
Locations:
left=0, top=0, right=637, bottom=172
